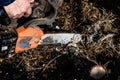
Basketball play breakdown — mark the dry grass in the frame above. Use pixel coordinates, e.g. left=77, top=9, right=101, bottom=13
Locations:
left=55, top=0, right=120, bottom=61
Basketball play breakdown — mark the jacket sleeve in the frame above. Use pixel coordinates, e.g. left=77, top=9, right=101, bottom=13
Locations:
left=0, top=0, right=14, bottom=6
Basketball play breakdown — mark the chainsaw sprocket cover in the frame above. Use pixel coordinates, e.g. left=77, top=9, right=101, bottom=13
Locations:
left=15, top=26, right=44, bottom=53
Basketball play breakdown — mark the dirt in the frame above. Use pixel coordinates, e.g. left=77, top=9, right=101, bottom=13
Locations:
left=0, top=0, right=120, bottom=80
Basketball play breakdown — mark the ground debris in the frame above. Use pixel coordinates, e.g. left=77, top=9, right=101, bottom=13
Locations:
left=0, top=0, right=120, bottom=80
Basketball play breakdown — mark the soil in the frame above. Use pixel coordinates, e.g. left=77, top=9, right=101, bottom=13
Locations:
left=0, top=0, right=120, bottom=80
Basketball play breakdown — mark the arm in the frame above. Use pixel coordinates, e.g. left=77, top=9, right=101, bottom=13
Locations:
left=0, top=0, right=14, bottom=6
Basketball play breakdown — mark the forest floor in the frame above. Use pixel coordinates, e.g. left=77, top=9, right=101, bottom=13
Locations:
left=0, top=0, right=120, bottom=80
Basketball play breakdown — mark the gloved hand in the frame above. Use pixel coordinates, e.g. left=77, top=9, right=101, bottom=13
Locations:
left=4, top=0, right=34, bottom=19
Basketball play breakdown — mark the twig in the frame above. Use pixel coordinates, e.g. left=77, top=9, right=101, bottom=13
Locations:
left=41, top=54, right=63, bottom=73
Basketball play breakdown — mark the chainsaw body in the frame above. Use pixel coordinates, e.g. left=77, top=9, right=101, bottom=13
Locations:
left=15, top=26, right=43, bottom=53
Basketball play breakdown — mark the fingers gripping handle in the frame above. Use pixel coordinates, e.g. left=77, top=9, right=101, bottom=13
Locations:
left=0, top=2, right=44, bottom=26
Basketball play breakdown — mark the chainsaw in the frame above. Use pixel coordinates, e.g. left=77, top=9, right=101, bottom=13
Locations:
left=0, top=0, right=82, bottom=58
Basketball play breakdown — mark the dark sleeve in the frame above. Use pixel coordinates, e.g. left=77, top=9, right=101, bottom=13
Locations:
left=0, top=0, right=14, bottom=6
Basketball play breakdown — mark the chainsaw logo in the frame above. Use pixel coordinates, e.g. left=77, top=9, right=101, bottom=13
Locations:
left=18, top=33, right=36, bottom=48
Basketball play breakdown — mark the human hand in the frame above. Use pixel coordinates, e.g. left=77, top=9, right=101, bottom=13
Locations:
left=4, top=0, right=34, bottom=19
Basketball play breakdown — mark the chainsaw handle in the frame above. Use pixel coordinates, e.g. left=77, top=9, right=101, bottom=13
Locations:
left=0, top=3, right=42, bottom=26
left=0, top=6, right=11, bottom=25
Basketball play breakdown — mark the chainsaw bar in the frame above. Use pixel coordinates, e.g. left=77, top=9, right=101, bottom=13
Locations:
left=39, top=33, right=82, bottom=45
